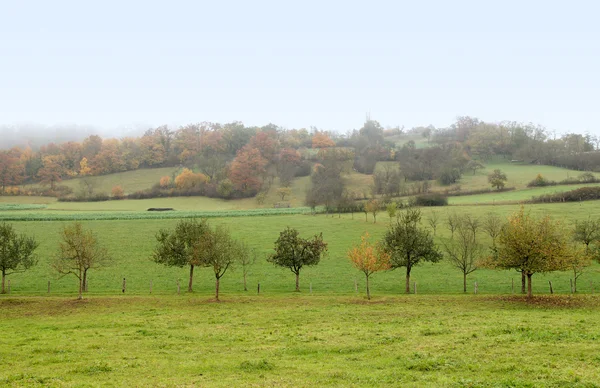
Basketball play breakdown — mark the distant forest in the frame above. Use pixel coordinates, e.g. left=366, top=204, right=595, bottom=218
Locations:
left=0, top=117, right=599, bottom=200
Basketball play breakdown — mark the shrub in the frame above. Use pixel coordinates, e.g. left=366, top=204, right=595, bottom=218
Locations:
left=174, top=168, right=209, bottom=190
left=111, top=185, right=124, bottom=199
left=437, top=168, right=461, bottom=185
left=530, top=186, right=600, bottom=203
left=414, top=194, right=448, bottom=206
left=159, top=176, right=172, bottom=188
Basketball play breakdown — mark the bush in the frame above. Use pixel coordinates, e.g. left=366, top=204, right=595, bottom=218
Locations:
left=414, top=194, right=448, bottom=206
left=437, top=168, right=461, bottom=185
left=111, top=185, right=124, bottom=199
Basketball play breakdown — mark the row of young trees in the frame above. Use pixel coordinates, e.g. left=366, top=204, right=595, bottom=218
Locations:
left=1, top=207, right=597, bottom=299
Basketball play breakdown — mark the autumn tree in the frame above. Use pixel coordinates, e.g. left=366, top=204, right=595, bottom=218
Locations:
left=228, top=146, right=267, bottom=195
left=111, top=185, right=124, bottom=199
left=382, top=208, right=442, bottom=293
left=0, top=150, right=25, bottom=193
left=153, top=219, right=210, bottom=292
left=312, top=131, right=336, bottom=148
left=490, top=207, right=573, bottom=298
left=175, top=168, right=209, bottom=190
left=37, top=155, right=66, bottom=190
left=0, top=223, right=38, bottom=293
left=268, top=227, right=328, bottom=291
left=159, top=176, right=172, bottom=188
left=488, top=169, right=507, bottom=190
left=347, top=232, right=391, bottom=299
left=52, top=222, right=111, bottom=300
left=442, top=222, right=483, bottom=292
left=366, top=199, right=379, bottom=223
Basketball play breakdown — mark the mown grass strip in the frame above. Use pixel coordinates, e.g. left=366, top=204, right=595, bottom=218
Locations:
left=0, top=206, right=317, bottom=221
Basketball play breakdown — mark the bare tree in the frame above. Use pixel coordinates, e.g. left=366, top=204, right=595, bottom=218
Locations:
left=443, top=223, right=483, bottom=292
left=427, top=211, right=440, bottom=236
left=463, top=215, right=480, bottom=242
left=482, top=213, right=504, bottom=248
left=239, top=245, right=257, bottom=292
left=447, top=212, right=459, bottom=239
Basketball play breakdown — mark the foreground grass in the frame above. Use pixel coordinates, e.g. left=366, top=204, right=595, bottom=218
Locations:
left=0, top=295, right=599, bottom=387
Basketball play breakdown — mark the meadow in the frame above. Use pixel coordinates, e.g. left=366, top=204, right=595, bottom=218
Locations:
left=3, top=161, right=600, bottom=387
left=2, top=295, right=599, bottom=387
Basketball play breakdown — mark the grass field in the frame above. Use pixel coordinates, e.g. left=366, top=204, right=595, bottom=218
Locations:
left=1, top=295, right=599, bottom=387
left=4, top=162, right=600, bottom=387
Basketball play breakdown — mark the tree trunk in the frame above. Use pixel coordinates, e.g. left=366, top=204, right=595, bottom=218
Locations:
left=527, top=273, right=533, bottom=298
left=243, top=272, right=247, bottom=291
left=463, top=273, right=467, bottom=293
left=1, top=269, right=5, bottom=294
left=295, top=272, right=300, bottom=292
left=188, top=264, right=194, bottom=292
left=215, top=276, right=220, bottom=301
left=573, top=268, right=578, bottom=293
left=83, top=269, right=88, bottom=293
left=373, top=214, right=376, bottom=224
left=366, top=274, right=371, bottom=300
left=521, top=271, right=526, bottom=294
left=405, top=267, right=411, bottom=294
left=78, top=270, right=83, bottom=300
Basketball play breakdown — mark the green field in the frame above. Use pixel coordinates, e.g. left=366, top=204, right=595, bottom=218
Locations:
left=2, top=295, right=599, bottom=387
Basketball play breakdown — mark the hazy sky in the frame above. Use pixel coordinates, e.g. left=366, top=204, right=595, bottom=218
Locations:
left=1, top=0, right=599, bottom=134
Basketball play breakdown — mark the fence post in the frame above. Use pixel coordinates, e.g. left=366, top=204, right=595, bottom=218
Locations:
left=511, top=278, right=514, bottom=293
left=309, top=282, right=312, bottom=294
left=354, top=278, right=358, bottom=293
left=177, top=279, right=180, bottom=295
left=413, top=282, right=417, bottom=295
left=474, top=282, right=478, bottom=294
left=257, top=282, right=260, bottom=294
left=122, top=278, right=126, bottom=293
left=7, top=280, right=10, bottom=294
left=47, top=280, right=51, bottom=294
left=150, top=280, right=153, bottom=294
left=549, top=280, right=553, bottom=294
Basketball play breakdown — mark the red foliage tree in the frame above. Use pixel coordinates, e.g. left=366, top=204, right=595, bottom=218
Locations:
left=228, top=146, right=267, bottom=194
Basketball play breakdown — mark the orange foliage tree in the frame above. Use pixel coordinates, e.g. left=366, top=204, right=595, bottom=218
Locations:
left=228, top=146, right=267, bottom=195
left=347, top=232, right=391, bottom=300
left=159, top=176, right=172, bottom=188
left=111, top=185, right=124, bottom=199
left=174, top=168, right=208, bottom=190
left=312, top=131, right=335, bottom=148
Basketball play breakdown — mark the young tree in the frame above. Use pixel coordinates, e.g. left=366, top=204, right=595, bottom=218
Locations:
left=0, top=223, right=38, bottom=294
left=463, top=214, right=480, bottom=242
left=277, top=187, right=292, bottom=201
left=569, top=246, right=592, bottom=293
left=347, top=232, right=391, bottom=300
left=366, top=199, right=379, bottom=224
left=490, top=207, right=572, bottom=298
left=268, top=227, right=328, bottom=291
left=427, top=210, right=440, bottom=235
left=153, top=219, right=210, bottom=292
left=386, top=202, right=397, bottom=224
left=466, top=160, right=485, bottom=175
left=488, top=169, right=508, bottom=190
left=238, top=244, right=257, bottom=292
left=52, top=222, right=111, bottom=300
left=572, top=217, right=600, bottom=253
left=482, top=212, right=503, bottom=248
left=447, top=212, right=459, bottom=238
left=200, top=225, right=239, bottom=301
left=442, top=223, right=482, bottom=292
left=382, top=208, right=443, bottom=293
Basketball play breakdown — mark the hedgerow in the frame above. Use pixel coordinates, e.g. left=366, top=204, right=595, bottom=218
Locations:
left=0, top=204, right=48, bottom=211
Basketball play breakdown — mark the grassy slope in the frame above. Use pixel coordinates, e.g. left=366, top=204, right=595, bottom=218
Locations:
left=1, top=295, right=599, bottom=387
left=23, top=167, right=181, bottom=195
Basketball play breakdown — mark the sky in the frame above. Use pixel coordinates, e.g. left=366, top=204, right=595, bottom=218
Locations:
left=1, top=0, right=599, bottom=135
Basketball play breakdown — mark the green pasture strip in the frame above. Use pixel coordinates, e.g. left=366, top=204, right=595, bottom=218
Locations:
left=1, top=295, right=599, bottom=387
left=0, top=203, right=47, bottom=211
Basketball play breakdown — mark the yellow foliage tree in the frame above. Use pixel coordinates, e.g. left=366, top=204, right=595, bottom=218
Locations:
left=159, top=176, right=172, bottom=188
left=111, top=185, right=124, bottom=199
left=347, top=232, right=391, bottom=300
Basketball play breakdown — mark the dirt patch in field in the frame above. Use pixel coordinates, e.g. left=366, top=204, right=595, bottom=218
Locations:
left=485, top=295, right=600, bottom=309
